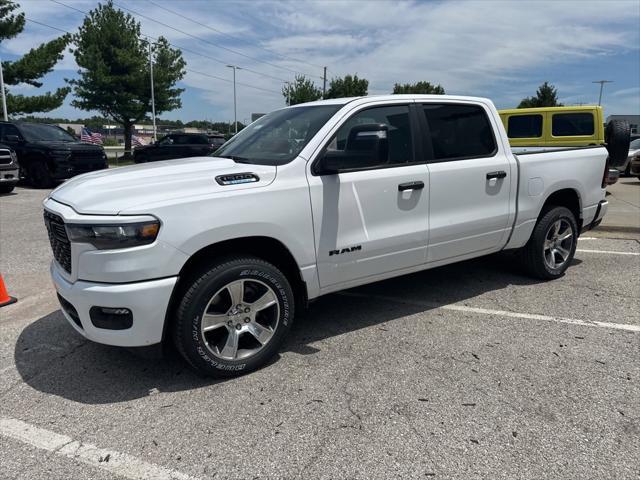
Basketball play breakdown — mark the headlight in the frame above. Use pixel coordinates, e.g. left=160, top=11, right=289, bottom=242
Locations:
left=66, top=221, right=160, bottom=249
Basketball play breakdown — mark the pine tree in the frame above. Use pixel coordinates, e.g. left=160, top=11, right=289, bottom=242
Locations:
left=69, top=1, right=185, bottom=156
left=518, top=82, right=563, bottom=108
left=0, top=0, right=71, bottom=115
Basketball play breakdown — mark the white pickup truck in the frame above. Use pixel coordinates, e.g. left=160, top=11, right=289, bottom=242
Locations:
left=44, top=95, right=622, bottom=377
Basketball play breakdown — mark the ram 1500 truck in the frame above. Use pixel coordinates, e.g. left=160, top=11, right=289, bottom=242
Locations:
left=43, top=95, right=627, bottom=377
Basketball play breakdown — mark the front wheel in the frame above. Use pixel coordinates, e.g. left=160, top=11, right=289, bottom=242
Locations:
left=521, top=206, right=578, bottom=280
left=173, top=256, right=295, bottom=377
left=0, top=184, right=15, bottom=194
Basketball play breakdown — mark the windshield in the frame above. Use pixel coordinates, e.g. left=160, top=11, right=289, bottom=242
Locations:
left=20, top=123, right=77, bottom=142
left=630, top=138, right=640, bottom=150
left=213, top=105, right=342, bottom=165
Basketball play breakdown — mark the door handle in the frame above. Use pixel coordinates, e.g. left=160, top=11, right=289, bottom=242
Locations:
left=398, top=181, right=425, bottom=192
left=486, top=171, right=507, bottom=180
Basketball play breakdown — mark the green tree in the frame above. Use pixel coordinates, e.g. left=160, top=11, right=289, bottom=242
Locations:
left=69, top=1, right=186, bottom=155
left=518, top=81, right=563, bottom=108
left=0, top=0, right=71, bottom=115
left=282, top=75, right=322, bottom=105
left=392, top=81, right=445, bottom=95
left=325, top=74, right=368, bottom=99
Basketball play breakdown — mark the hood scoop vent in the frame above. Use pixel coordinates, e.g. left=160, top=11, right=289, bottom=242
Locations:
left=215, top=173, right=260, bottom=186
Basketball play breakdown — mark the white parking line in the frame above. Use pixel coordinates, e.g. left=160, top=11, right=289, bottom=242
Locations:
left=339, top=292, right=640, bottom=333
left=576, top=249, right=640, bottom=256
left=0, top=418, right=199, bottom=480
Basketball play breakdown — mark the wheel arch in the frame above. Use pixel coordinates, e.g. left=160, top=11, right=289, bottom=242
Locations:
left=161, top=236, right=308, bottom=346
left=539, top=187, right=582, bottom=231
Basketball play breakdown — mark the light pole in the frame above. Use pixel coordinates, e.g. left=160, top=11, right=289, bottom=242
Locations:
left=0, top=55, right=8, bottom=121
left=226, top=65, right=242, bottom=134
left=592, top=80, right=613, bottom=106
left=284, top=81, right=291, bottom=106
left=148, top=42, right=157, bottom=142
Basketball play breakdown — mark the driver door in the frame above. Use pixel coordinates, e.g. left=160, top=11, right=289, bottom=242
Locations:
left=307, top=103, right=430, bottom=290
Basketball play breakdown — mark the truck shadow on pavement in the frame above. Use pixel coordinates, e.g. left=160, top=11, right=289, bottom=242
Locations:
left=14, top=252, right=575, bottom=404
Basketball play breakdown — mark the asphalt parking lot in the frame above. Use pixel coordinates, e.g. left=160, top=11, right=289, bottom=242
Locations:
left=1, top=181, right=639, bottom=479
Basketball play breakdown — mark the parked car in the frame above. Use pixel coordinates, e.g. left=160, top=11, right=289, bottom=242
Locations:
left=0, top=121, right=107, bottom=188
left=621, top=137, right=640, bottom=177
left=44, top=95, right=629, bottom=378
left=133, top=133, right=216, bottom=163
left=0, top=143, right=19, bottom=194
left=628, top=138, right=640, bottom=179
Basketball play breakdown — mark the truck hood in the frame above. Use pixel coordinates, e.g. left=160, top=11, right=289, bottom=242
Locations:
left=31, top=141, right=104, bottom=152
left=49, top=156, right=277, bottom=215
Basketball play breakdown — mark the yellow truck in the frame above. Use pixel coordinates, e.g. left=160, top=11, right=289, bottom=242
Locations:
left=499, top=106, right=605, bottom=147
left=499, top=105, right=631, bottom=184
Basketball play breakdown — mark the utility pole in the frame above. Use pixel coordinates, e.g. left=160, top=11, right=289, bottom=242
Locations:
left=227, top=65, right=242, bottom=134
left=148, top=42, right=157, bottom=141
left=322, top=66, right=327, bottom=98
left=0, top=55, right=8, bottom=121
left=592, top=80, right=613, bottom=106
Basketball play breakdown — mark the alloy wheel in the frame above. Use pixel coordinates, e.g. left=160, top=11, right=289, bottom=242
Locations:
left=200, top=279, right=279, bottom=361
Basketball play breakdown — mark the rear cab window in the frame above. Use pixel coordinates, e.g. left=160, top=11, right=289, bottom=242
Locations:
left=421, top=103, right=497, bottom=161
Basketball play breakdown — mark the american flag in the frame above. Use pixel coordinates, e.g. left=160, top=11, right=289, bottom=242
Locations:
left=80, top=127, right=103, bottom=145
left=132, top=135, right=148, bottom=147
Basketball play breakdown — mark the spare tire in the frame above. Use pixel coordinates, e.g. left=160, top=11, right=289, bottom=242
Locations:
left=605, top=119, right=630, bottom=168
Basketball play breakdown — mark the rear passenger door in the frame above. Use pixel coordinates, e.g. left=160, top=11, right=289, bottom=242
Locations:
left=419, top=102, right=514, bottom=263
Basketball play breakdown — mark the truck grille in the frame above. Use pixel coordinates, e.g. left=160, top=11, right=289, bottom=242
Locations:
left=44, top=211, right=72, bottom=274
left=0, top=148, right=12, bottom=165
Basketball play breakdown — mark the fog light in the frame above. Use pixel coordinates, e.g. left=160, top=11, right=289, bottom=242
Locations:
left=90, top=306, right=133, bottom=330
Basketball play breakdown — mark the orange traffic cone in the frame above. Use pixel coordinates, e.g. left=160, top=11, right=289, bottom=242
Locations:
left=0, top=275, right=17, bottom=307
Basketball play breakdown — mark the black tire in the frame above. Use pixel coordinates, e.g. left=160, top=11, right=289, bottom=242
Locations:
left=29, top=160, right=53, bottom=188
left=173, top=256, right=295, bottom=377
left=605, top=120, right=630, bottom=168
left=521, top=206, right=578, bottom=280
left=0, top=184, right=15, bottom=194
left=135, top=154, right=148, bottom=164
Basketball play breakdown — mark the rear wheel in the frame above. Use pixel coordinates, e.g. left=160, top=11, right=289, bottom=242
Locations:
left=173, top=256, right=294, bottom=377
left=521, top=206, right=578, bottom=280
left=0, top=184, right=15, bottom=194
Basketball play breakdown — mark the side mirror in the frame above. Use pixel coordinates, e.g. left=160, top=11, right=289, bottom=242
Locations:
left=5, top=134, right=21, bottom=143
left=316, top=123, right=389, bottom=175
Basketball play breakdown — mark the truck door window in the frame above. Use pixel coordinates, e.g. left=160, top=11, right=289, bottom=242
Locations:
left=422, top=104, right=497, bottom=161
left=1, top=124, right=22, bottom=142
left=507, top=114, right=543, bottom=138
left=327, top=105, right=413, bottom=167
left=552, top=113, right=594, bottom=136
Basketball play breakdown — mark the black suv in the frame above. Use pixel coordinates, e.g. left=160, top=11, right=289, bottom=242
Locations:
left=0, top=121, right=107, bottom=188
left=133, top=133, right=216, bottom=163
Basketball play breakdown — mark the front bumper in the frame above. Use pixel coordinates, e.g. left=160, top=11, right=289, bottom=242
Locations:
left=52, top=262, right=177, bottom=347
left=0, top=166, right=19, bottom=184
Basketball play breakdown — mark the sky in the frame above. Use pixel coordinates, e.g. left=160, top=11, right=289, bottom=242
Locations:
left=1, top=0, right=639, bottom=124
